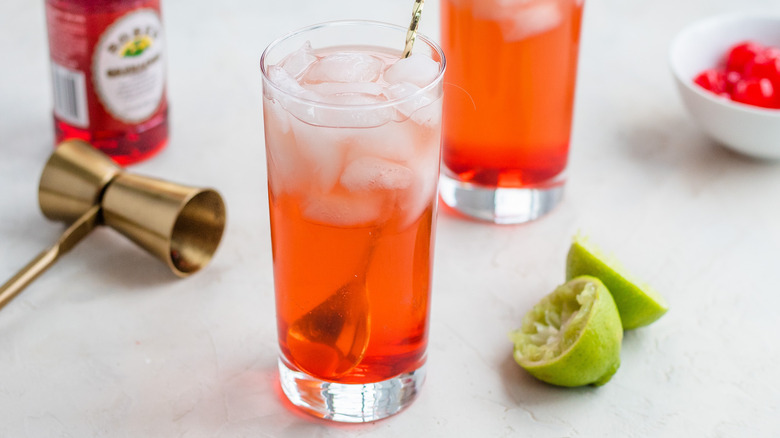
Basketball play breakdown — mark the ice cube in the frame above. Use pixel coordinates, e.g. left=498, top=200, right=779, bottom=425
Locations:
left=302, top=192, right=386, bottom=227
left=340, top=156, right=414, bottom=192
left=383, top=82, right=441, bottom=126
left=288, top=117, right=348, bottom=192
left=303, top=52, right=385, bottom=83
left=263, top=95, right=291, bottom=135
left=345, top=122, right=416, bottom=164
left=265, top=139, right=302, bottom=198
left=304, top=81, right=385, bottom=97
left=263, top=98, right=297, bottom=198
left=282, top=90, right=392, bottom=128
left=310, top=94, right=394, bottom=128
left=383, top=81, right=418, bottom=102
left=499, top=1, right=562, bottom=41
left=383, top=54, right=440, bottom=88
left=266, top=65, right=306, bottom=96
left=265, top=66, right=324, bottom=124
left=320, top=93, right=385, bottom=106
left=284, top=89, right=323, bottom=124
left=397, top=138, right=441, bottom=229
left=280, top=41, right=317, bottom=77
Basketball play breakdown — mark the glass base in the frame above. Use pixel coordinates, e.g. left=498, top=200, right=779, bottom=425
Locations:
left=278, top=359, right=425, bottom=423
left=439, top=174, right=564, bottom=224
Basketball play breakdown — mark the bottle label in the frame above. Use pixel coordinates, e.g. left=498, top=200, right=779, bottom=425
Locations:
left=51, top=61, right=90, bottom=127
left=93, top=8, right=165, bottom=123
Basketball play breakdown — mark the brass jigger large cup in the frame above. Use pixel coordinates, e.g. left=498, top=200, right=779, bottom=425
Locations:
left=0, top=140, right=226, bottom=310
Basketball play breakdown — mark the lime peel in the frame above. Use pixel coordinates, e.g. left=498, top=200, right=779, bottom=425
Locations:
left=566, top=234, right=668, bottom=330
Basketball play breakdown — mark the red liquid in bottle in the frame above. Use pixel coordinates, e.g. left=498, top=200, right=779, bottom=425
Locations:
left=45, top=0, right=169, bottom=165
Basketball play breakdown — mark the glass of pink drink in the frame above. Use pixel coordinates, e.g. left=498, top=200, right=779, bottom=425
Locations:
left=440, top=0, right=585, bottom=223
left=260, top=21, right=445, bottom=422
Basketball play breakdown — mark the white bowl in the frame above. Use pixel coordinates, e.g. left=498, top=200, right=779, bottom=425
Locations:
left=669, top=13, right=780, bottom=160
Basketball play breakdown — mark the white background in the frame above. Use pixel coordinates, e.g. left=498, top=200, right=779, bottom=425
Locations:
left=1, top=0, right=779, bottom=436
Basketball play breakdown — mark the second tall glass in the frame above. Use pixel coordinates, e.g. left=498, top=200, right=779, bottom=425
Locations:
left=440, top=0, right=585, bottom=224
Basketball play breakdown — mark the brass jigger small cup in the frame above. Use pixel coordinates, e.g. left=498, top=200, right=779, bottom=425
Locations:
left=0, top=140, right=227, bottom=311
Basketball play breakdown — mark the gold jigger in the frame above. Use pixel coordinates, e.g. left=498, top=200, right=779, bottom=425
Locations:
left=102, top=173, right=226, bottom=277
left=0, top=140, right=226, bottom=311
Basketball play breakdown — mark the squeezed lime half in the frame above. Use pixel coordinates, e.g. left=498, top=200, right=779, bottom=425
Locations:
left=509, top=276, right=623, bottom=387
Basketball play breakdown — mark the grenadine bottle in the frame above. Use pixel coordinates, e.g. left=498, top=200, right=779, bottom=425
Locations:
left=45, top=0, right=169, bottom=165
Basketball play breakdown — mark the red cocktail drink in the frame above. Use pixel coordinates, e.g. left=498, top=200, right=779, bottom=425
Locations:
left=440, top=0, right=584, bottom=223
left=261, top=21, right=445, bottom=422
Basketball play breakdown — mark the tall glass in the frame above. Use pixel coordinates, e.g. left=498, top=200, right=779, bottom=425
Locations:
left=440, top=0, right=585, bottom=223
left=260, top=21, right=445, bottom=422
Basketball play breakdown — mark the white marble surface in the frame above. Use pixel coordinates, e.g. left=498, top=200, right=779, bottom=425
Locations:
left=2, top=0, right=780, bottom=436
